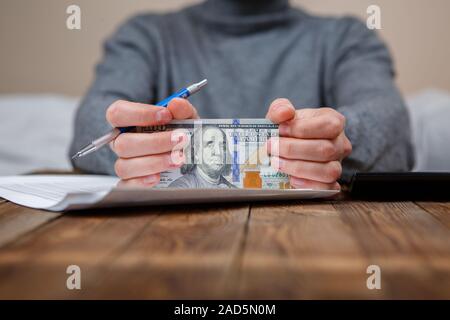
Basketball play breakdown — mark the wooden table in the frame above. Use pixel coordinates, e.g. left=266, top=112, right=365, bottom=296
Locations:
left=0, top=196, right=449, bottom=299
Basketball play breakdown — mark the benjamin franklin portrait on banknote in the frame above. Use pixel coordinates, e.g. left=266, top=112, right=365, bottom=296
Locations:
left=169, top=125, right=236, bottom=189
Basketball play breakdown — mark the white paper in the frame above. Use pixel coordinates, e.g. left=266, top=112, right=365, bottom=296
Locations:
left=0, top=175, right=339, bottom=212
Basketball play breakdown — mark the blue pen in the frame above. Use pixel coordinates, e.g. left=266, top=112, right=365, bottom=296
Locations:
left=71, top=79, right=207, bottom=159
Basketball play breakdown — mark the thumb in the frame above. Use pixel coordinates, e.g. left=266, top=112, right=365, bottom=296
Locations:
left=168, top=98, right=199, bottom=119
left=266, top=98, right=296, bottom=124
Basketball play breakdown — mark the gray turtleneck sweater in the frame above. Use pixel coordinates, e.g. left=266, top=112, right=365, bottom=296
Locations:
left=70, top=0, right=414, bottom=182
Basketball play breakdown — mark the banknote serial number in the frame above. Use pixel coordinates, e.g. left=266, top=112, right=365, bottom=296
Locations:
left=174, top=304, right=276, bottom=317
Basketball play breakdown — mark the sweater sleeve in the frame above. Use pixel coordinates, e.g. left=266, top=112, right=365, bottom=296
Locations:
left=69, top=15, right=159, bottom=175
left=324, top=17, right=414, bottom=182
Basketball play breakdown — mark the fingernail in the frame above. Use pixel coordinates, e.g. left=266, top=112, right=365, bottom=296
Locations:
left=279, top=124, right=290, bottom=136
left=178, top=133, right=188, bottom=145
left=290, top=177, right=306, bottom=188
left=272, top=103, right=290, bottom=112
left=142, top=174, right=159, bottom=185
left=266, top=139, right=271, bottom=154
left=155, top=109, right=171, bottom=123
left=169, top=150, right=185, bottom=167
left=268, top=137, right=280, bottom=156
left=270, top=156, right=283, bottom=171
left=171, top=132, right=187, bottom=145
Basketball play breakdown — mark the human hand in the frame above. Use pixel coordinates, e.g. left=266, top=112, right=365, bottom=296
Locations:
left=266, top=98, right=352, bottom=190
left=106, top=98, right=198, bottom=187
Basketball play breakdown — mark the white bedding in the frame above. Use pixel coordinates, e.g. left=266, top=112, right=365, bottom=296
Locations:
left=0, top=94, right=79, bottom=175
left=407, top=89, right=450, bottom=172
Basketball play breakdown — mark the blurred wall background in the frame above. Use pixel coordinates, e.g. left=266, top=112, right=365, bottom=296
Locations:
left=1, top=0, right=449, bottom=97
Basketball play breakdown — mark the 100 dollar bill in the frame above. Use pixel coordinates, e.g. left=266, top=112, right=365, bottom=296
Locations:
left=135, top=119, right=290, bottom=189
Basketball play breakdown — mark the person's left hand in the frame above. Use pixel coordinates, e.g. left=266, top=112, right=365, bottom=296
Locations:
left=266, top=98, right=352, bottom=190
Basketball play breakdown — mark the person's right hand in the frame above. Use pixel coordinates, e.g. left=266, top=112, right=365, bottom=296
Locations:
left=106, top=98, right=199, bottom=187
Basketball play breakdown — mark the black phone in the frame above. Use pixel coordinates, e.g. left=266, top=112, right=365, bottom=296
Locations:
left=349, top=172, right=450, bottom=200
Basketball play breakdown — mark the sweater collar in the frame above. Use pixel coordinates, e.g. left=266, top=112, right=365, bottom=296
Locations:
left=202, top=0, right=290, bottom=16
left=190, top=0, right=296, bottom=34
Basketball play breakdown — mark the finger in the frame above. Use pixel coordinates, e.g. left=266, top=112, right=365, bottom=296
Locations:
left=271, top=157, right=342, bottom=184
left=114, top=151, right=185, bottom=180
left=112, top=131, right=188, bottom=159
left=342, top=134, right=353, bottom=159
left=266, top=98, right=296, bottom=124
left=279, top=114, right=345, bottom=139
left=290, top=176, right=340, bottom=191
left=294, top=107, right=345, bottom=120
left=167, top=98, right=199, bottom=119
left=106, top=100, right=173, bottom=127
left=117, top=174, right=161, bottom=188
left=268, top=137, right=344, bottom=162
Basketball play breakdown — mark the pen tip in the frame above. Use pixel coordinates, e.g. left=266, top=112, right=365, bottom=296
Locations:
left=187, top=79, right=208, bottom=94
left=197, top=79, right=208, bottom=88
left=71, top=154, right=79, bottom=160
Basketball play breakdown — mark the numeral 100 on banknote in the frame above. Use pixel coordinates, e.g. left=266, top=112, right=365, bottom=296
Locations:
left=135, top=119, right=290, bottom=189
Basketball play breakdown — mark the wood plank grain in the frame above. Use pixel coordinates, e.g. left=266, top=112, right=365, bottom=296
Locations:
left=0, top=206, right=160, bottom=299
left=1, top=199, right=448, bottom=299
left=79, top=203, right=250, bottom=299
left=415, top=202, right=450, bottom=229
left=237, top=201, right=378, bottom=299
left=0, top=202, right=60, bottom=247
left=334, top=201, right=450, bottom=299
left=0, top=203, right=249, bottom=299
